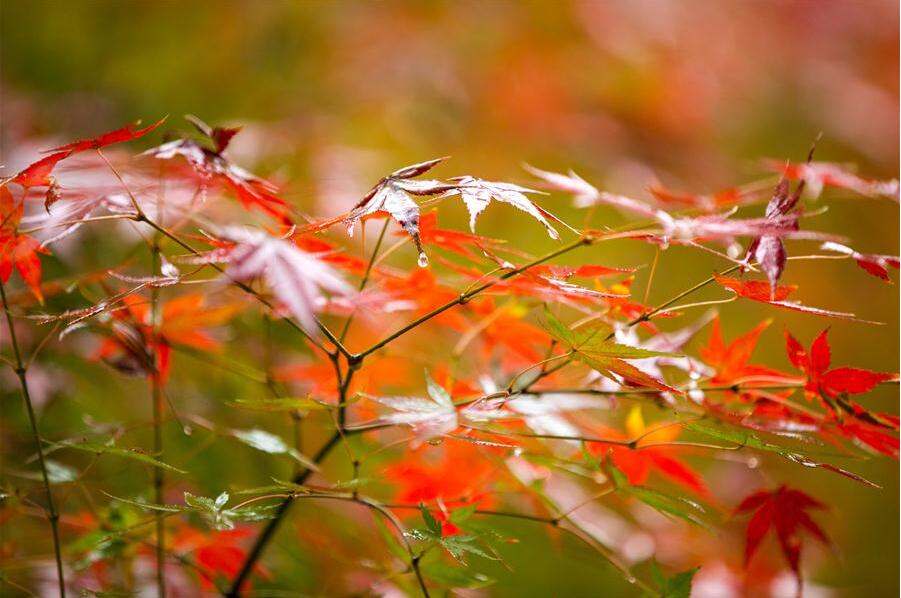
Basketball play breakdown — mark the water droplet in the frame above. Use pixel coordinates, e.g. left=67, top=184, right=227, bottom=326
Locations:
left=183, top=425, right=193, bottom=436
left=626, top=576, right=637, bottom=585
left=417, top=252, right=430, bottom=268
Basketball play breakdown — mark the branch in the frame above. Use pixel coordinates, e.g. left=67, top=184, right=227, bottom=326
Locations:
left=0, top=280, right=66, bottom=597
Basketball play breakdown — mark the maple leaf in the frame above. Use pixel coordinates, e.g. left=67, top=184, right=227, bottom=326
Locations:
left=590, top=406, right=709, bottom=497
left=1, top=231, right=48, bottom=303
left=171, top=526, right=269, bottom=592
left=713, top=274, right=872, bottom=321
left=95, top=293, right=240, bottom=381
left=45, top=118, right=167, bottom=154
left=525, top=165, right=827, bottom=252
left=743, top=161, right=810, bottom=294
left=767, top=160, right=900, bottom=201
left=5, top=151, right=72, bottom=189
left=294, top=235, right=368, bottom=275
left=385, top=441, right=497, bottom=506
left=0, top=187, right=49, bottom=302
left=544, top=308, right=679, bottom=393
left=836, top=420, right=899, bottom=459
left=218, top=227, right=353, bottom=333
left=3, top=117, right=166, bottom=190
left=413, top=210, right=507, bottom=261
left=784, top=328, right=897, bottom=401
left=374, top=371, right=458, bottom=443
left=523, top=164, right=600, bottom=208
left=820, top=241, right=900, bottom=283
left=648, top=183, right=744, bottom=210
left=142, top=115, right=291, bottom=222
left=527, top=163, right=743, bottom=213
left=442, top=175, right=569, bottom=239
left=336, top=157, right=456, bottom=266
left=734, top=485, right=829, bottom=575
left=699, top=315, right=795, bottom=390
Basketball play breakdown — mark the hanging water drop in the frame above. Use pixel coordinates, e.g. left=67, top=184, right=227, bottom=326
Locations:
left=417, top=252, right=430, bottom=268
left=183, top=425, right=193, bottom=436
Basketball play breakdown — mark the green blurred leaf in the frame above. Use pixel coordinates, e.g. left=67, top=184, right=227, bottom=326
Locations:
left=227, top=397, right=331, bottom=412
left=49, top=440, right=187, bottom=473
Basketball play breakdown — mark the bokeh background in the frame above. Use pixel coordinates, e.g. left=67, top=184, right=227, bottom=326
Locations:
left=2, top=1, right=898, bottom=596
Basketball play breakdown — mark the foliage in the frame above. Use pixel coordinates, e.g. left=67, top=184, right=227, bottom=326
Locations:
left=0, top=109, right=897, bottom=598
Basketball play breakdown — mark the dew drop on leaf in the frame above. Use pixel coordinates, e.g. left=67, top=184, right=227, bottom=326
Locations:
left=417, top=252, right=430, bottom=268
left=183, top=425, right=193, bottom=436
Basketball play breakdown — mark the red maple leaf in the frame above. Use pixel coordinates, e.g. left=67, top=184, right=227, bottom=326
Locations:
left=1, top=187, right=49, bottom=302
left=784, top=328, right=897, bottom=400
left=385, top=441, right=499, bottom=507
left=590, top=407, right=709, bottom=497
left=734, top=485, right=829, bottom=575
left=701, top=316, right=790, bottom=385
left=142, top=115, right=292, bottom=222
left=414, top=210, right=506, bottom=261
left=171, top=525, right=268, bottom=592
left=5, top=117, right=166, bottom=189
left=713, top=274, right=866, bottom=321
left=647, top=183, right=744, bottom=210
left=97, top=293, right=240, bottom=381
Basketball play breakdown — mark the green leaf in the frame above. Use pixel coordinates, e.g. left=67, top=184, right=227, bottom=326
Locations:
left=576, top=353, right=677, bottom=393
left=604, top=452, right=630, bottom=488
left=686, top=419, right=881, bottom=487
left=544, top=309, right=679, bottom=391
left=234, top=478, right=312, bottom=495
left=440, top=535, right=498, bottom=563
left=543, top=305, right=576, bottom=345
left=103, top=493, right=187, bottom=514
left=49, top=440, right=187, bottom=474
left=424, top=370, right=453, bottom=408
left=13, top=459, right=79, bottom=484
left=184, top=492, right=216, bottom=511
left=227, top=503, right=280, bottom=523
left=448, top=505, right=477, bottom=525
left=621, top=486, right=709, bottom=528
left=227, top=397, right=332, bottom=412
left=683, top=420, right=782, bottom=452
left=645, top=561, right=699, bottom=598
left=420, top=503, right=442, bottom=536
left=330, top=477, right=374, bottom=490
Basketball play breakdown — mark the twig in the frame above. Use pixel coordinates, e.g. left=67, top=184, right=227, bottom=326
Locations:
left=0, top=280, right=66, bottom=597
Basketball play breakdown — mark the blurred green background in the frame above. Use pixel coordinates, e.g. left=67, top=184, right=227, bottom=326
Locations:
left=1, top=1, right=898, bottom=596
